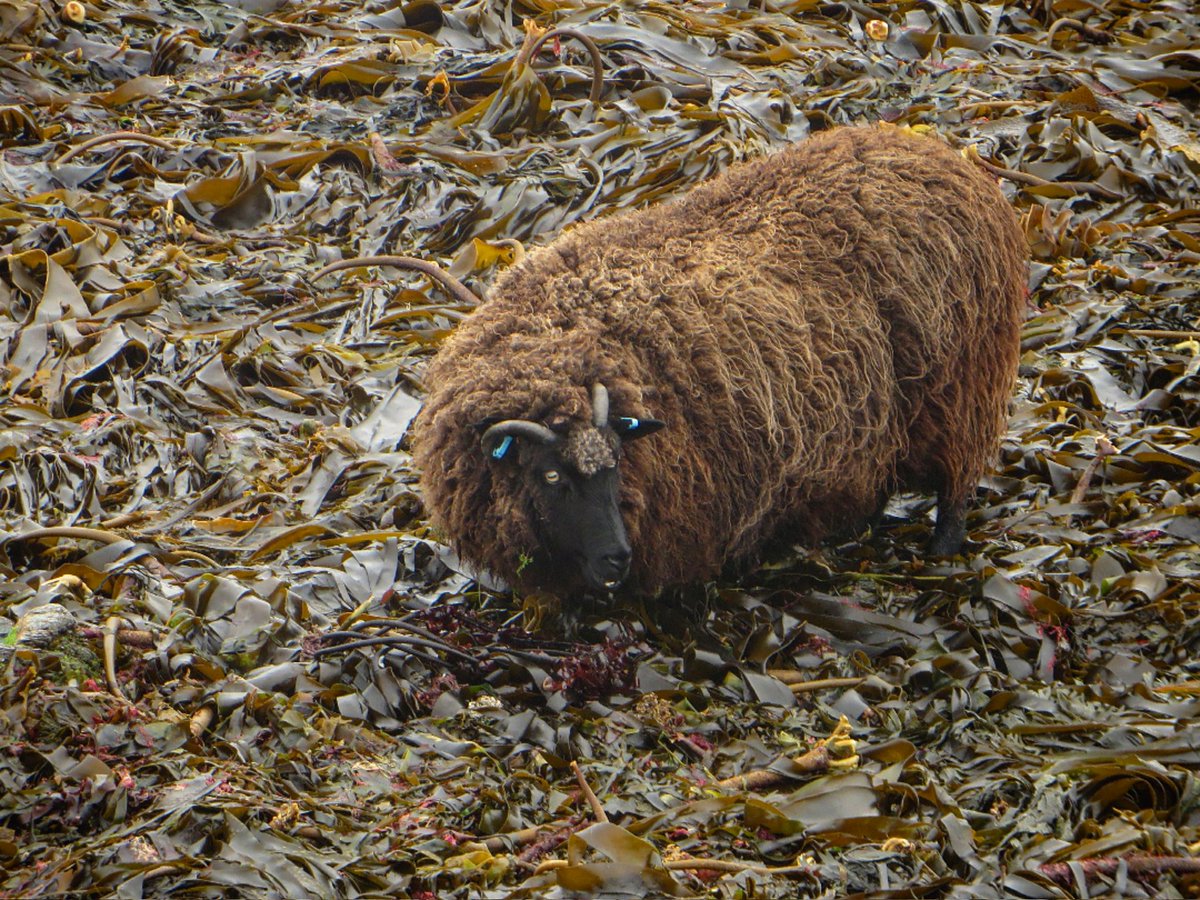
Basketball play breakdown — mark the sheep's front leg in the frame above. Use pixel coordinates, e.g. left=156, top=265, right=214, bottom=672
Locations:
left=929, top=491, right=966, bottom=556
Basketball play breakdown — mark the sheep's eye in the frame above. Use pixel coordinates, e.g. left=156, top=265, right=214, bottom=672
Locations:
left=543, top=469, right=562, bottom=485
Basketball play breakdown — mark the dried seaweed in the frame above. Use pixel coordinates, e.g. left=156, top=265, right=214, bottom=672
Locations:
left=2, top=0, right=1200, bottom=897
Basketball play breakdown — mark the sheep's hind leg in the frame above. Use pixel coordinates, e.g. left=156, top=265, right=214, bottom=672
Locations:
left=929, top=490, right=966, bottom=556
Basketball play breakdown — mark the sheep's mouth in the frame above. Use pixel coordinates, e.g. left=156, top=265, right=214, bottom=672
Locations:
left=584, top=573, right=626, bottom=594
left=582, top=562, right=629, bottom=594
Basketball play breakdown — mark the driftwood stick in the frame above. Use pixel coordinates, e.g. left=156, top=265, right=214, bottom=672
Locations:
left=1153, top=681, right=1200, bottom=695
left=766, top=670, right=866, bottom=693
left=461, top=825, right=544, bottom=854
left=162, top=549, right=221, bottom=568
left=517, top=817, right=585, bottom=864
left=190, top=706, right=215, bottom=739
left=792, top=676, right=865, bottom=694
left=571, top=760, right=608, bottom=823
left=81, top=626, right=156, bottom=649
left=459, top=816, right=585, bottom=857
left=1069, top=435, right=1117, bottom=505
left=1039, top=855, right=1200, bottom=886
left=312, top=255, right=482, bottom=307
left=716, top=715, right=857, bottom=790
left=965, top=146, right=1122, bottom=200
left=1115, top=329, right=1200, bottom=341
left=664, top=858, right=815, bottom=876
left=6, top=525, right=127, bottom=545
left=716, top=744, right=831, bottom=791
left=102, top=617, right=127, bottom=700
left=57, top=131, right=178, bottom=164
left=535, top=856, right=816, bottom=876
left=5, top=526, right=221, bottom=571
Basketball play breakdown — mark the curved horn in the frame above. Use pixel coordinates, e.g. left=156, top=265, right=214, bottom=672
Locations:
left=591, top=383, right=609, bottom=428
left=481, top=420, right=559, bottom=458
left=312, top=255, right=483, bottom=306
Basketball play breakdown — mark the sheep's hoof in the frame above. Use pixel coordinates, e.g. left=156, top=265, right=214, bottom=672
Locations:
left=929, top=529, right=964, bottom=557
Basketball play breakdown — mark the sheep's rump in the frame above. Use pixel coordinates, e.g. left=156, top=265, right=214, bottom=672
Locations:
left=414, top=125, right=1027, bottom=594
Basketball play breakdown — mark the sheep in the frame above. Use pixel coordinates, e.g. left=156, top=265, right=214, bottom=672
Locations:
left=406, top=125, right=1028, bottom=597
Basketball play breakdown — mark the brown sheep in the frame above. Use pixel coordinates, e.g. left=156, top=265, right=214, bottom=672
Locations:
left=410, top=125, right=1028, bottom=597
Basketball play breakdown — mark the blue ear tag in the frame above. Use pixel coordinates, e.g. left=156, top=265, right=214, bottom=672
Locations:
left=620, top=417, right=639, bottom=431
left=492, top=436, right=513, bottom=459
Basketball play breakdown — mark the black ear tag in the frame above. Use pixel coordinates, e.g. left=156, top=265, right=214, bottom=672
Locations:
left=616, top=416, right=665, bottom=440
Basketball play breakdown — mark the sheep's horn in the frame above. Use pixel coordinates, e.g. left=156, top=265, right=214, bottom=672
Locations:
left=311, top=255, right=483, bottom=306
left=591, top=383, right=609, bottom=428
left=481, top=420, right=559, bottom=458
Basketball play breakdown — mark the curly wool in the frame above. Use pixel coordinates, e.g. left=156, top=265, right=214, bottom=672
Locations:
left=413, top=125, right=1028, bottom=595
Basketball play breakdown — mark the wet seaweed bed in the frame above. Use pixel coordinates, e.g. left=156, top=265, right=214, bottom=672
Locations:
left=1, top=0, right=1199, bottom=897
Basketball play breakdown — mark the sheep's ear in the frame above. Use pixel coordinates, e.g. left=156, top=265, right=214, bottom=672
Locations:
left=614, top=416, right=664, bottom=441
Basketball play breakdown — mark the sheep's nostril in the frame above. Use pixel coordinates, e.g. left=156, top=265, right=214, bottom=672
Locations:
left=586, top=546, right=632, bottom=591
left=602, top=548, right=631, bottom=574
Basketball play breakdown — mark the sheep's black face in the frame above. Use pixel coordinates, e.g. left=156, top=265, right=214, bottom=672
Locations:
left=480, top=386, right=663, bottom=595
left=524, top=446, right=632, bottom=592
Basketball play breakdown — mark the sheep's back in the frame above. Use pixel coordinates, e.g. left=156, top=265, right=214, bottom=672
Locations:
left=675, top=125, right=1028, bottom=508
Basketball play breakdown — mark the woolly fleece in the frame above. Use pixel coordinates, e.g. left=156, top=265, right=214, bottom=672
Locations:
left=413, top=125, right=1028, bottom=595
